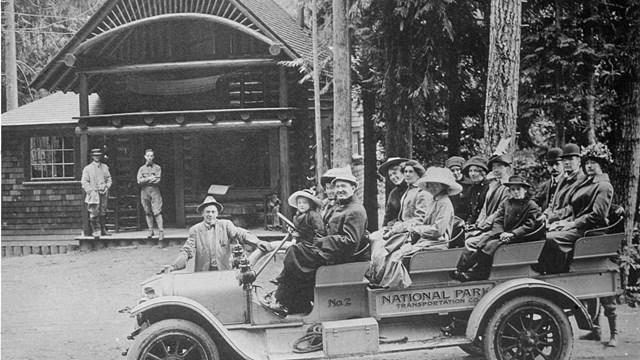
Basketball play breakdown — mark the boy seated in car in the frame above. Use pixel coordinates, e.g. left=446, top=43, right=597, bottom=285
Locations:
left=453, top=175, right=544, bottom=281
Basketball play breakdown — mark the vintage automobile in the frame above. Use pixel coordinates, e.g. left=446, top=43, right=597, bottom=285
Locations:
left=121, top=213, right=624, bottom=360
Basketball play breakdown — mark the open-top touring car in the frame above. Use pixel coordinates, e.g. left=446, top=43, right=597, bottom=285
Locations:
left=121, top=212, right=623, bottom=360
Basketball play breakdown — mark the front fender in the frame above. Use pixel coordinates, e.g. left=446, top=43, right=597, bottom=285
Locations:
left=465, top=278, right=592, bottom=340
left=130, top=296, right=254, bottom=360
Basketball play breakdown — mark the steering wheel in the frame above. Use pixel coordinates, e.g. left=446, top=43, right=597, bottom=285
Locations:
left=277, top=212, right=299, bottom=234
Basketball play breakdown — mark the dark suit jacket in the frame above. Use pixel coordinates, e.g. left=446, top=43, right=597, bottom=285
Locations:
left=316, top=196, right=368, bottom=264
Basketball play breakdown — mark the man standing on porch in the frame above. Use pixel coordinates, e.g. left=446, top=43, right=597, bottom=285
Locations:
left=81, top=148, right=112, bottom=239
left=137, top=149, right=164, bottom=241
left=164, top=195, right=270, bottom=273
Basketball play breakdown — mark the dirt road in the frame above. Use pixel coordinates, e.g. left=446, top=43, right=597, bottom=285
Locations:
left=2, top=246, right=639, bottom=360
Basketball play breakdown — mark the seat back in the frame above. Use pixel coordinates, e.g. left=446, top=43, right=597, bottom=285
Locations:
left=408, top=248, right=465, bottom=284
left=447, top=216, right=466, bottom=249
left=490, top=240, right=546, bottom=279
left=570, top=233, right=624, bottom=272
left=584, top=205, right=625, bottom=237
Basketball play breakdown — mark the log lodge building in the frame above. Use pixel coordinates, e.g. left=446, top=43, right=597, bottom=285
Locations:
left=1, top=0, right=364, bottom=250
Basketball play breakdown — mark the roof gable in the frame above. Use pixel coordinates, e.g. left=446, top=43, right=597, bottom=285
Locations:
left=31, top=0, right=312, bottom=92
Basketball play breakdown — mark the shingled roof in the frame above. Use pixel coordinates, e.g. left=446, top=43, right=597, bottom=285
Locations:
left=31, top=0, right=314, bottom=93
left=0, top=93, right=103, bottom=128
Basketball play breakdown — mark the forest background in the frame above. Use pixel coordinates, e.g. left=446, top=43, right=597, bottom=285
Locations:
left=2, top=0, right=639, bottom=300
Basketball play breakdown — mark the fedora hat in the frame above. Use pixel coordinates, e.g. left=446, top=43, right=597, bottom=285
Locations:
left=330, top=165, right=358, bottom=186
left=378, top=157, right=409, bottom=177
left=463, top=156, right=489, bottom=173
left=445, top=156, right=466, bottom=170
left=90, top=148, right=103, bottom=156
left=560, top=143, right=581, bottom=158
left=488, top=153, right=513, bottom=168
left=288, top=189, right=323, bottom=209
left=197, top=195, right=224, bottom=213
left=416, top=167, right=463, bottom=196
left=320, top=167, right=340, bottom=186
left=503, top=175, right=532, bottom=188
left=545, top=147, right=563, bottom=163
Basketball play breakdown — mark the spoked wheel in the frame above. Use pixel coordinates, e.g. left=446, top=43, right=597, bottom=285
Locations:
left=127, top=319, right=220, bottom=360
left=484, top=296, right=573, bottom=360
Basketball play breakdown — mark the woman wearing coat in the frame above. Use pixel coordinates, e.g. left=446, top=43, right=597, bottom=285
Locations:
left=366, top=167, right=460, bottom=289
left=379, top=157, right=409, bottom=227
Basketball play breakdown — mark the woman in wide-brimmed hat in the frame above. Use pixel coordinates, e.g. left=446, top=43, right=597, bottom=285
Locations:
left=287, top=189, right=326, bottom=246
left=378, top=157, right=409, bottom=227
left=366, top=167, right=459, bottom=290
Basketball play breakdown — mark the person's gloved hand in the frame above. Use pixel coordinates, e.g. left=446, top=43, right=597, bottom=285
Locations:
left=157, top=264, right=175, bottom=275
left=257, top=240, right=271, bottom=252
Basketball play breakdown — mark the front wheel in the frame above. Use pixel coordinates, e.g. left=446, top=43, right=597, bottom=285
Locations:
left=484, top=296, right=573, bottom=360
left=127, top=319, right=220, bottom=360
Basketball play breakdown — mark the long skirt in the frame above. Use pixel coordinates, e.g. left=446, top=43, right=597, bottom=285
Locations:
left=537, top=229, right=583, bottom=274
left=274, top=242, right=326, bottom=313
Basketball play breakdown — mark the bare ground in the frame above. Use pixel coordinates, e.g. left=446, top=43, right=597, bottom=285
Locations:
left=2, top=246, right=639, bottom=360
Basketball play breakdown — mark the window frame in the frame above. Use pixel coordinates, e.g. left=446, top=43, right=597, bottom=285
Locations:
left=27, top=135, right=77, bottom=182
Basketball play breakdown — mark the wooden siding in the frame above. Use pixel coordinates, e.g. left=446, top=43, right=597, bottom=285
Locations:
left=1, top=135, right=84, bottom=236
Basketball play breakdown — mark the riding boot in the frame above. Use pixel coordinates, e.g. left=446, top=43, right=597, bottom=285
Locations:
left=155, top=214, right=164, bottom=242
left=90, top=217, right=101, bottom=239
left=145, top=214, right=155, bottom=239
left=606, top=315, right=618, bottom=347
left=99, top=216, right=111, bottom=236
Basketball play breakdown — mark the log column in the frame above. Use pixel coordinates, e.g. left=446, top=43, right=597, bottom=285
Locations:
left=79, top=72, right=90, bottom=236
left=279, top=67, right=291, bottom=218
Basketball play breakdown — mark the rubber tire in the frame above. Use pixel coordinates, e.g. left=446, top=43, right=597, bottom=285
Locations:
left=483, top=296, right=573, bottom=360
left=127, top=319, right=220, bottom=360
left=459, top=342, right=484, bottom=357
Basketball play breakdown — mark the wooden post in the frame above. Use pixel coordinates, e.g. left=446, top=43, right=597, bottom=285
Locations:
left=79, top=73, right=90, bottom=236
left=279, top=67, right=292, bottom=218
left=332, top=0, right=352, bottom=167
left=174, top=134, right=185, bottom=228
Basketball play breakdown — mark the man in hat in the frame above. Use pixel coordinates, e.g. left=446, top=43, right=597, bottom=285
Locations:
left=533, top=148, right=565, bottom=211
left=319, top=167, right=340, bottom=224
left=545, top=143, right=586, bottom=224
left=445, top=156, right=472, bottom=221
left=268, top=166, right=368, bottom=316
left=463, top=156, right=490, bottom=225
left=164, top=195, right=270, bottom=273
left=378, top=157, right=409, bottom=227
left=81, top=148, right=112, bottom=239
left=137, top=149, right=164, bottom=242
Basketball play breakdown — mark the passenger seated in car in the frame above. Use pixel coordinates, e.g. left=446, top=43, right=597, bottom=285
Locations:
left=534, top=142, right=614, bottom=274
left=453, top=175, right=543, bottom=281
left=366, top=167, right=460, bottom=289
left=464, top=153, right=512, bottom=248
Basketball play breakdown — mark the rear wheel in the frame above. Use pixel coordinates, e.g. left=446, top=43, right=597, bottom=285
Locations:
left=127, top=319, right=220, bottom=360
left=484, top=296, right=573, bottom=360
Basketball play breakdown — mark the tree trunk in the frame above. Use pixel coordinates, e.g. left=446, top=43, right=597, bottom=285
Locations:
left=584, top=0, right=597, bottom=146
left=382, top=1, right=412, bottom=159
left=483, top=0, right=522, bottom=155
left=553, top=0, right=565, bottom=146
left=362, top=87, right=379, bottom=231
left=4, top=0, right=19, bottom=110
left=446, top=49, right=463, bottom=156
left=332, top=0, right=352, bottom=167
left=312, top=0, right=325, bottom=193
